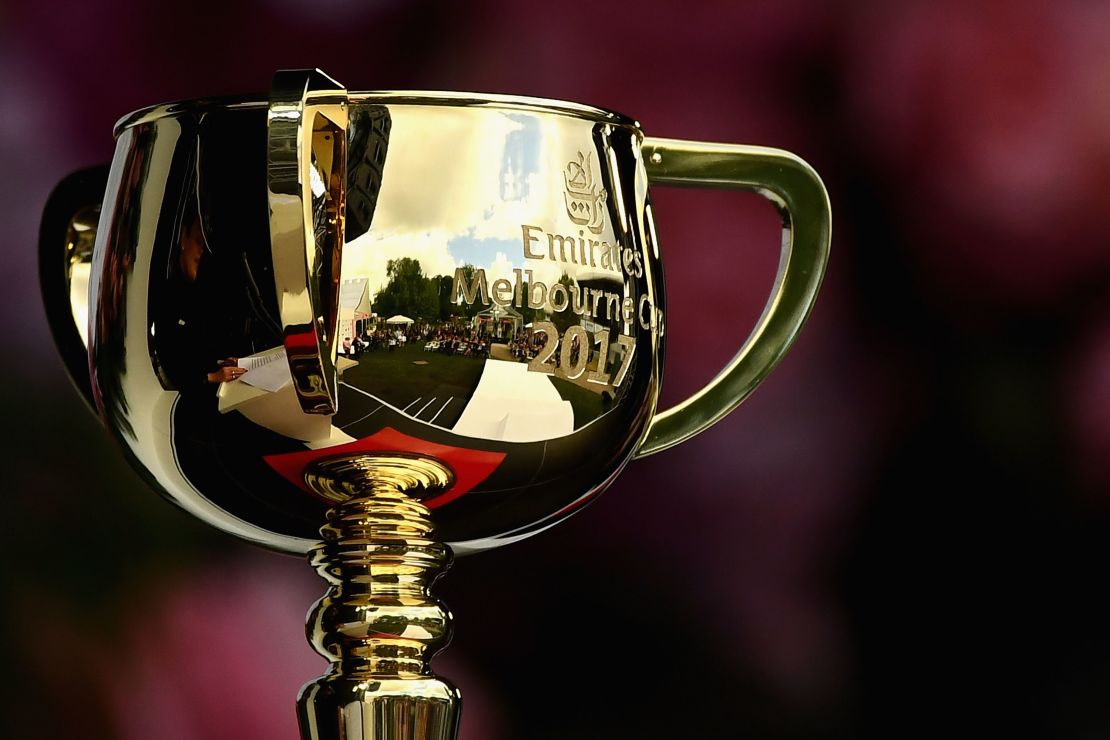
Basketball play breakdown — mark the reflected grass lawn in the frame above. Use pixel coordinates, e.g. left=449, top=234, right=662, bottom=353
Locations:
left=340, top=344, right=608, bottom=428
left=340, top=344, right=486, bottom=409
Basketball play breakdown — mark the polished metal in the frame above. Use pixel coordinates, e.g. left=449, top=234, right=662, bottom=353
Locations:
left=40, top=165, right=108, bottom=407
left=299, top=453, right=459, bottom=740
left=635, top=139, right=832, bottom=457
left=268, top=69, right=348, bottom=415
left=64, top=204, right=99, bottom=349
left=40, top=68, right=832, bottom=740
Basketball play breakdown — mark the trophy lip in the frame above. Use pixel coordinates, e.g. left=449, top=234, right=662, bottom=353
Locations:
left=113, top=90, right=641, bottom=137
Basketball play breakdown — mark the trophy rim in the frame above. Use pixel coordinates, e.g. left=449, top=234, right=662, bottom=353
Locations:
left=113, top=90, right=641, bottom=137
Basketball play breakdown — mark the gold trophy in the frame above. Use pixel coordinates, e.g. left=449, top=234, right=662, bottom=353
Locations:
left=40, top=69, right=831, bottom=739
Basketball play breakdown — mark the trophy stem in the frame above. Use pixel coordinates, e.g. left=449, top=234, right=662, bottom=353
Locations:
left=298, top=453, right=460, bottom=740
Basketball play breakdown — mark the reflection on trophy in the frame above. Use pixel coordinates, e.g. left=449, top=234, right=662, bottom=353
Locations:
left=40, top=69, right=831, bottom=740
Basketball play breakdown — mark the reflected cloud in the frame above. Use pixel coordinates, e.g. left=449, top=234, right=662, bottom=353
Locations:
left=342, top=106, right=620, bottom=294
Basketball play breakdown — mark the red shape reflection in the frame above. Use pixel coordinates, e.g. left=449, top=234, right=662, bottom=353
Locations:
left=263, top=427, right=505, bottom=508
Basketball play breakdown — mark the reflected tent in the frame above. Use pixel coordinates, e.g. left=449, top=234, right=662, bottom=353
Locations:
left=473, top=304, right=522, bottom=338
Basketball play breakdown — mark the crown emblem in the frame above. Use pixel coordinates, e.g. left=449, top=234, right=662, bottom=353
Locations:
left=563, top=151, right=606, bottom=234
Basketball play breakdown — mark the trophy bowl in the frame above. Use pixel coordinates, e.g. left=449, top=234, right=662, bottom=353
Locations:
left=41, top=69, right=830, bottom=740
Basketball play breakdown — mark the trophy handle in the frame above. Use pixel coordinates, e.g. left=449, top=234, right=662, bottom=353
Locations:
left=635, top=139, right=831, bottom=458
left=39, top=166, right=110, bottom=410
left=268, top=69, right=349, bottom=415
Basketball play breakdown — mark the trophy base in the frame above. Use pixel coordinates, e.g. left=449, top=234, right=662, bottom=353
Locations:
left=298, top=453, right=461, bottom=740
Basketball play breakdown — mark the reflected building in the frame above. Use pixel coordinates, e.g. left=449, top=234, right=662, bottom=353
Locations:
left=338, top=277, right=372, bottom=342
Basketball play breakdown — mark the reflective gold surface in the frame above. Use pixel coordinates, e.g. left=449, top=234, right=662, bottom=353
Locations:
left=41, top=68, right=831, bottom=740
left=268, top=69, right=348, bottom=415
left=64, top=204, right=99, bottom=349
left=299, top=453, right=459, bottom=740
left=73, top=71, right=671, bottom=554
left=637, top=139, right=832, bottom=456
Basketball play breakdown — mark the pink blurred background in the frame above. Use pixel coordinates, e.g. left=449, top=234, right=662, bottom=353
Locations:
left=4, top=1, right=1110, bottom=737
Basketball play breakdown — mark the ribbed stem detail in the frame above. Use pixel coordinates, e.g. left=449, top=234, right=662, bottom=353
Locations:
left=296, top=454, right=461, bottom=740
left=307, top=486, right=452, bottom=677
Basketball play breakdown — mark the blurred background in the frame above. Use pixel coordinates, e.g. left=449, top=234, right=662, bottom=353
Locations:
left=4, top=0, right=1110, bottom=737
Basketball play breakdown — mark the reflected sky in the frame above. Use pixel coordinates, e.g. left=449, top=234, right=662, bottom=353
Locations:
left=343, top=106, right=621, bottom=294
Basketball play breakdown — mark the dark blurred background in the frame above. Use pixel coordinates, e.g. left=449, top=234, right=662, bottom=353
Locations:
left=5, top=0, right=1110, bottom=737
